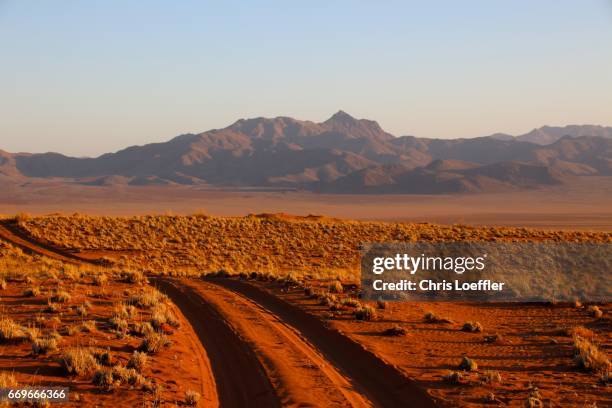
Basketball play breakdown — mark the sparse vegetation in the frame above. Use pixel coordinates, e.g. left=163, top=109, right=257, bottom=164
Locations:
left=383, top=325, right=407, bottom=336
left=462, top=321, right=483, bottom=333
left=587, top=305, right=603, bottom=319
left=424, top=311, right=452, bottom=324
left=459, top=356, right=478, bottom=371
left=354, top=305, right=377, bottom=321
left=62, top=348, right=99, bottom=376
left=573, top=335, right=610, bottom=373
left=185, top=390, right=201, bottom=406
left=140, top=331, right=171, bottom=354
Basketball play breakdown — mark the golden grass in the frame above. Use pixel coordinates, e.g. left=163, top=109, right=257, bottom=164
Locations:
left=17, top=214, right=612, bottom=279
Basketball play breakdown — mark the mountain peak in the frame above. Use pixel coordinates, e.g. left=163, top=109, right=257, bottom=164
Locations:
left=325, top=110, right=357, bottom=124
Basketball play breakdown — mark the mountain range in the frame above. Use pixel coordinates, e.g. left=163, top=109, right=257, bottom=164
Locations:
left=2, top=111, right=611, bottom=194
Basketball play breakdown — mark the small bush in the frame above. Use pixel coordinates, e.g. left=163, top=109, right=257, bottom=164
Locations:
left=318, top=293, right=337, bottom=307
left=111, top=365, right=144, bottom=386
left=127, top=351, right=148, bottom=372
left=376, top=299, right=387, bottom=309
left=443, top=371, right=463, bottom=384
left=458, top=356, right=478, bottom=371
left=62, top=348, right=99, bottom=376
left=573, top=335, right=610, bottom=372
left=75, top=304, right=88, bottom=317
left=32, top=337, right=58, bottom=355
left=0, top=278, right=7, bottom=290
left=50, top=290, right=71, bottom=303
left=185, top=390, right=201, bottom=406
left=383, top=325, right=407, bottom=336
left=140, top=332, right=171, bottom=354
left=122, top=271, right=146, bottom=284
left=92, top=368, right=114, bottom=388
left=424, top=311, right=453, bottom=324
left=0, top=317, right=23, bottom=342
left=129, top=288, right=167, bottom=309
left=0, top=371, right=17, bottom=388
left=354, top=305, right=377, bottom=321
left=462, top=321, right=483, bottom=333
left=93, top=274, right=108, bottom=286
left=328, top=281, right=343, bottom=294
left=94, top=349, right=113, bottom=366
left=341, top=298, right=361, bottom=308
left=23, top=286, right=41, bottom=297
left=479, top=370, right=501, bottom=384
left=484, top=334, right=502, bottom=344
left=587, top=305, right=603, bottom=319
left=110, top=316, right=128, bottom=333
left=81, top=320, right=96, bottom=333
left=45, top=302, right=60, bottom=313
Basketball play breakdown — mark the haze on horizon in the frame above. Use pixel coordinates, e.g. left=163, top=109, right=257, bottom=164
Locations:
left=1, top=0, right=611, bottom=157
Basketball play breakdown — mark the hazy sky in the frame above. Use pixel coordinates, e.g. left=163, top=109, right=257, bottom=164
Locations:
left=1, top=1, right=611, bottom=157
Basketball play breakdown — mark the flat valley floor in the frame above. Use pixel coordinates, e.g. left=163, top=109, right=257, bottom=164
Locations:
left=2, top=177, right=611, bottom=230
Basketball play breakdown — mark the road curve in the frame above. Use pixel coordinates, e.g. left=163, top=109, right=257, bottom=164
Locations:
left=208, top=277, right=437, bottom=408
left=153, top=278, right=281, bottom=408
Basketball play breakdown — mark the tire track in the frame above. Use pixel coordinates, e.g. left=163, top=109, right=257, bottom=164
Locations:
left=153, top=278, right=281, bottom=408
left=208, top=277, right=437, bottom=408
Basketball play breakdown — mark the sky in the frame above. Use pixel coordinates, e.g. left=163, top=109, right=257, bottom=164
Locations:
left=1, top=1, right=611, bottom=157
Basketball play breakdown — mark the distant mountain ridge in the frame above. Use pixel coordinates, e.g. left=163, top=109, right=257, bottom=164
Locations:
left=2, top=112, right=611, bottom=194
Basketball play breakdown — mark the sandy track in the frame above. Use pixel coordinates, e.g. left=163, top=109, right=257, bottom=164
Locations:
left=173, top=278, right=373, bottom=408
left=208, top=278, right=437, bottom=408
left=0, top=221, right=436, bottom=407
left=0, top=220, right=86, bottom=264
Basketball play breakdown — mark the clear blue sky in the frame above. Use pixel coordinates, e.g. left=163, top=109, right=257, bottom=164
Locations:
left=1, top=1, right=611, bottom=157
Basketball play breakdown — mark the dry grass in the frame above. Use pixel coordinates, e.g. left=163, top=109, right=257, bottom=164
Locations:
left=573, top=335, right=610, bottom=373
left=62, top=347, right=99, bottom=376
left=18, top=214, right=612, bottom=278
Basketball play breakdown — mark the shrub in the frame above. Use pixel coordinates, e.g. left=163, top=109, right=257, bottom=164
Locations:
left=81, top=321, right=96, bottom=333
left=45, top=302, right=60, bottom=313
left=127, top=351, right=148, bottom=372
left=24, top=326, right=40, bottom=342
left=94, top=349, right=113, bottom=366
left=0, top=278, right=7, bottom=290
left=111, top=365, right=144, bottom=386
left=0, top=371, right=17, bottom=388
left=76, top=304, right=88, bottom=317
left=341, top=298, right=361, bottom=308
left=318, top=293, right=337, bottom=307
left=129, top=289, right=167, bottom=309
left=383, top=325, right=407, bottom=336
left=462, top=321, right=483, bottom=333
left=0, top=317, right=23, bottom=342
left=376, top=299, right=387, bottom=309
left=484, top=334, right=502, bottom=344
left=122, top=271, right=145, bottom=284
left=185, top=390, right=201, bottom=406
left=328, top=281, right=343, bottom=294
left=132, top=322, right=155, bottom=337
left=32, top=337, right=58, bottom=355
left=443, top=371, right=463, bottom=384
left=458, top=356, right=478, bottom=371
left=50, top=290, right=71, bottom=303
left=93, top=274, right=108, bottom=286
left=354, top=305, right=377, bottom=321
left=573, top=335, right=610, bottom=372
left=565, top=326, right=596, bottom=340
left=424, top=311, right=453, bottom=324
left=62, top=348, right=98, bottom=376
left=23, top=286, right=41, bottom=297
left=92, top=368, right=114, bottom=388
left=109, top=316, right=128, bottom=333
left=587, top=305, right=603, bottom=319
left=150, top=304, right=180, bottom=330
left=479, top=370, right=501, bottom=384
left=140, top=332, right=171, bottom=354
